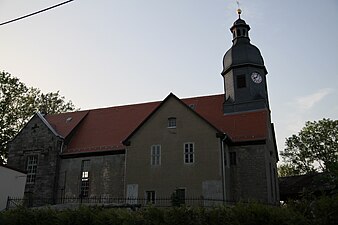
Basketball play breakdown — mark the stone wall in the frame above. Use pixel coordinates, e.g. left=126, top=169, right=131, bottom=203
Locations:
left=226, top=124, right=279, bottom=204
left=57, top=153, right=125, bottom=199
left=7, top=114, right=62, bottom=205
left=227, top=144, right=269, bottom=203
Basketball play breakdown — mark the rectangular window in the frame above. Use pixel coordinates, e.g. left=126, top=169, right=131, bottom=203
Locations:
left=26, top=155, right=38, bottom=184
left=80, top=160, right=90, bottom=197
left=176, top=188, right=186, bottom=205
left=184, top=143, right=194, bottom=164
left=168, top=117, right=176, bottom=128
left=151, top=145, right=161, bottom=166
left=237, top=75, right=246, bottom=88
left=229, top=152, right=237, bottom=166
left=145, top=191, right=156, bottom=204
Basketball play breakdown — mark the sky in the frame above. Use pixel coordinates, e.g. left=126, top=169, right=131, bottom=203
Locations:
left=1, top=0, right=338, bottom=159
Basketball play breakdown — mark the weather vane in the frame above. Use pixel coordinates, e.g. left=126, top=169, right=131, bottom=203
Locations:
left=236, top=1, right=242, bottom=18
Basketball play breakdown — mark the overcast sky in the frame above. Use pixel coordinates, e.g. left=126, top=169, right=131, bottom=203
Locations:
left=1, top=0, right=337, bottom=159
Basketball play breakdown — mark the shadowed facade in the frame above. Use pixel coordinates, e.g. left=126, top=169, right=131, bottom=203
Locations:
left=7, top=13, right=279, bottom=206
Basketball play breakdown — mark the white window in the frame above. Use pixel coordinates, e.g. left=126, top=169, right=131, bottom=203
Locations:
left=145, top=190, right=156, bottom=204
left=184, top=143, right=194, bottom=164
left=168, top=117, right=176, bottom=128
left=26, top=155, right=38, bottom=184
left=151, top=145, right=161, bottom=166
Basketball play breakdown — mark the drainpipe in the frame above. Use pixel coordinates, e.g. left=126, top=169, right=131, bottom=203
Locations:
left=220, top=134, right=227, bottom=203
left=54, top=138, right=64, bottom=204
left=224, top=142, right=231, bottom=203
left=60, top=139, right=64, bottom=153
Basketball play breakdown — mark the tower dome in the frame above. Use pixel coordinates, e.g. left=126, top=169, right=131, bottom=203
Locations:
left=221, top=17, right=267, bottom=75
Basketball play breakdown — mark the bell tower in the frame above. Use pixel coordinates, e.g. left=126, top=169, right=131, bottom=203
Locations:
left=222, top=9, right=269, bottom=114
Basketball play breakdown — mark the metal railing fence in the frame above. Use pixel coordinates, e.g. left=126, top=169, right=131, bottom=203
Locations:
left=6, top=196, right=228, bottom=210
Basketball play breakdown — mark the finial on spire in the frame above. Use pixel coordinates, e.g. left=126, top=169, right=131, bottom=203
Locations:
left=236, top=1, right=242, bottom=18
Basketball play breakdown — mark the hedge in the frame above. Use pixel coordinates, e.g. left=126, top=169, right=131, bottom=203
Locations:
left=1, top=196, right=337, bottom=225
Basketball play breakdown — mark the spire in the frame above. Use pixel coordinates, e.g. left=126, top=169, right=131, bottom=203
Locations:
left=236, top=1, right=242, bottom=18
left=221, top=8, right=269, bottom=113
left=230, top=4, right=250, bottom=44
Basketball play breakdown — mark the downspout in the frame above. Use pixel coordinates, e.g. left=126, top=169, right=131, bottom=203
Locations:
left=224, top=142, right=230, bottom=203
left=123, top=147, right=128, bottom=199
left=122, top=140, right=131, bottom=200
left=59, top=139, right=66, bottom=201
left=220, top=134, right=227, bottom=203
left=60, top=139, right=64, bottom=153
left=53, top=138, right=64, bottom=205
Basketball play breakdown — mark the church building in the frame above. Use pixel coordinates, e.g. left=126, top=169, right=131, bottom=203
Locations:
left=7, top=11, right=279, bottom=206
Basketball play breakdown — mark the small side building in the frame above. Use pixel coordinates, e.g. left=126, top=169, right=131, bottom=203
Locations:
left=279, top=173, right=337, bottom=201
left=0, top=164, right=27, bottom=211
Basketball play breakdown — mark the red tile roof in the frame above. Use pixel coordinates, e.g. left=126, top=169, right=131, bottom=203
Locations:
left=181, top=95, right=268, bottom=142
left=45, top=111, right=89, bottom=138
left=59, top=101, right=159, bottom=154
left=45, top=94, right=269, bottom=155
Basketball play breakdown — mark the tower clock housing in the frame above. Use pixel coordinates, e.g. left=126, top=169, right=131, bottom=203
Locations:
left=222, top=16, right=269, bottom=113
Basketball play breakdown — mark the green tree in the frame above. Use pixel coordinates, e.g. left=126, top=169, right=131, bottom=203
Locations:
left=280, top=118, right=338, bottom=176
left=277, top=164, right=300, bottom=177
left=0, top=71, right=76, bottom=161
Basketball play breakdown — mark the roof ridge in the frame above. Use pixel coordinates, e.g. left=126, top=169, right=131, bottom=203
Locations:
left=50, top=93, right=225, bottom=116
left=181, top=93, right=223, bottom=100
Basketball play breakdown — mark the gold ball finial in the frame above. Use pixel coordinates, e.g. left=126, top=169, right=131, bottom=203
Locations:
left=237, top=8, right=242, bottom=16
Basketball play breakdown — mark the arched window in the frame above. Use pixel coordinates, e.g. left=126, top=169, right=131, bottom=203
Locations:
left=237, top=29, right=242, bottom=36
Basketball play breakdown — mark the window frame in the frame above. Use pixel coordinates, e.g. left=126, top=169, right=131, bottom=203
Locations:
left=145, top=190, right=156, bottom=204
left=167, top=117, right=177, bottom=128
left=237, top=75, right=246, bottom=89
left=175, top=188, right=186, bottom=205
left=26, top=155, right=38, bottom=184
left=151, top=145, right=161, bottom=166
left=80, top=160, right=90, bottom=197
left=184, top=142, right=194, bottom=164
left=229, top=152, right=237, bottom=166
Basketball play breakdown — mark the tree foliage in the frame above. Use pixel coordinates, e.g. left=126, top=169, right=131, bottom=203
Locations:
left=280, top=118, right=338, bottom=176
left=277, top=164, right=300, bottom=177
left=0, top=71, right=76, bottom=160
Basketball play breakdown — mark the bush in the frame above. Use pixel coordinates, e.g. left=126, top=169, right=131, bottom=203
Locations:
left=0, top=197, right=336, bottom=225
left=286, top=195, right=338, bottom=225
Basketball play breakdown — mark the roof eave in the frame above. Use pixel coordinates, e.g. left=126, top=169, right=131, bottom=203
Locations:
left=37, top=112, right=64, bottom=139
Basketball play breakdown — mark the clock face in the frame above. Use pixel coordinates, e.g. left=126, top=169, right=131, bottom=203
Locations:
left=251, top=72, right=262, bottom=84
